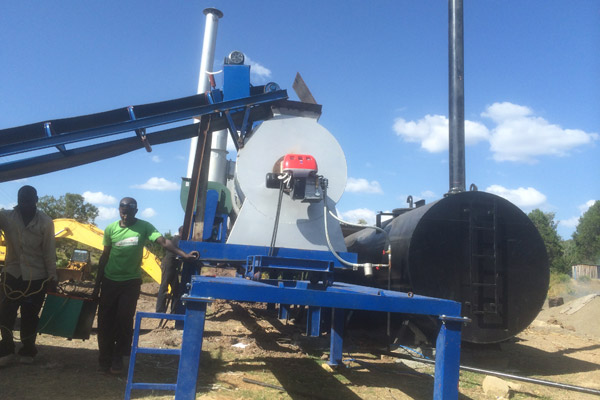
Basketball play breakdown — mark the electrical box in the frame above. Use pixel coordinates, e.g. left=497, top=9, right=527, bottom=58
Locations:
left=223, top=64, right=250, bottom=100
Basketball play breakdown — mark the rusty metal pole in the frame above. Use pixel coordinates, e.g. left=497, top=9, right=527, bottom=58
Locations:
left=182, top=115, right=212, bottom=241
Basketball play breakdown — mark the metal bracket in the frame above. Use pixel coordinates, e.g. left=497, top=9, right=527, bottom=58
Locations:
left=439, top=314, right=471, bottom=324
left=223, top=110, right=241, bottom=150
left=44, top=122, right=67, bottom=154
left=127, top=106, right=152, bottom=152
left=180, top=293, right=214, bottom=305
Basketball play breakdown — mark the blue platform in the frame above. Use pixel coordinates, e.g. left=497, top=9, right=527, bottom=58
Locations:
left=157, top=276, right=465, bottom=400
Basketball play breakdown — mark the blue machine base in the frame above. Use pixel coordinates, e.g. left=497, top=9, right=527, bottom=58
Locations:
left=160, top=276, right=464, bottom=400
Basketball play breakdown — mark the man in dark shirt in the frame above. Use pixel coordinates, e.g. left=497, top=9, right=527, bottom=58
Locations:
left=155, top=226, right=183, bottom=313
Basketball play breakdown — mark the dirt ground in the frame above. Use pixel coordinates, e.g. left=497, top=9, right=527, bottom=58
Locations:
left=1, top=277, right=599, bottom=400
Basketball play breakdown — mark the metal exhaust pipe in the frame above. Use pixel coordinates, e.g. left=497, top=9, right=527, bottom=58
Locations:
left=186, top=8, right=224, bottom=178
left=448, top=0, right=465, bottom=194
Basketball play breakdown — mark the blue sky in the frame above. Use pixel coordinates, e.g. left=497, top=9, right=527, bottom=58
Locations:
left=0, top=1, right=598, bottom=240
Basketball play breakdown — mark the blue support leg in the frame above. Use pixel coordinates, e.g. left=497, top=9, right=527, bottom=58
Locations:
left=124, top=312, right=144, bottom=400
left=328, top=308, right=345, bottom=366
left=433, top=320, right=462, bottom=400
left=278, top=304, right=290, bottom=320
left=306, top=306, right=321, bottom=337
left=175, top=300, right=209, bottom=400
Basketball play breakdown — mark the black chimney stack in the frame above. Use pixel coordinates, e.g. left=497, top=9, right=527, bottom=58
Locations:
left=448, top=0, right=465, bottom=194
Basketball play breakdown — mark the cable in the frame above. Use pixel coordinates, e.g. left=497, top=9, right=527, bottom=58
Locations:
left=394, top=344, right=431, bottom=360
left=1, top=272, right=52, bottom=301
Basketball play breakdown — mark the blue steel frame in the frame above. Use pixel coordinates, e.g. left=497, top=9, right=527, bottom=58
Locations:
left=245, top=255, right=335, bottom=281
left=0, top=90, right=287, bottom=158
left=165, top=276, right=464, bottom=400
left=179, top=240, right=358, bottom=268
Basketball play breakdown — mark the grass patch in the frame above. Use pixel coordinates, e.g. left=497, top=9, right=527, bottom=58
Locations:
left=547, top=272, right=574, bottom=297
left=577, top=275, right=592, bottom=283
left=458, top=370, right=482, bottom=390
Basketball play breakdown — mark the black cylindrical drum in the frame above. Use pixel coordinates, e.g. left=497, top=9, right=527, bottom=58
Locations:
left=345, top=191, right=549, bottom=343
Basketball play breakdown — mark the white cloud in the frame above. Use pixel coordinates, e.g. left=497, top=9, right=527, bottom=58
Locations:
left=393, top=114, right=489, bottom=152
left=245, top=55, right=272, bottom=84
left=340, top=208, right=377, bottom=225
left=561, top=216, right=580, bottom=229
left=421, top=190, right=436, bottom=199
left=485, top=184, right=546, bottom=209
left=132, top=177, right=179, bottom=191
left=481, top=102, right=531, bottom=122
left=97, top=206, right=118, bottom=221
left=345, top=177, right=383, bottom=194
left=151, top=155, right=161, bottom=163
left=140, top=208, right=156, bottom=218
left=82, top=191, right=117, bottom=205
left=482, top=102, right=598, bottom=163
left=393, top=102, right=597, bottom=163
left=561, top=200, right=597, bottom=229
left=579, top=200, right=596, bottom=214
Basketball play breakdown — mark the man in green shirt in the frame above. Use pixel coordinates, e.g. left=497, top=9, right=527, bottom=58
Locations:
left=94, top=197, right=197, bottom=374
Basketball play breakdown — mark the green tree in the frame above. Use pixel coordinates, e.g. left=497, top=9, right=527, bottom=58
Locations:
left=572, top=200, right=600, bottom=264
left=38, top=193, right=99, bottom=224
left=146, top=231, right=173, bottom=260
left=37, top=193, right=99, bottom=268
left=357, top=218, right=368, bottom=225
left=528, top=209, right=567, bottom=273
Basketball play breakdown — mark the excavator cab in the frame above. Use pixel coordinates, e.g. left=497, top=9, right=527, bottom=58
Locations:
left=57, top=248, right=91, bottom=282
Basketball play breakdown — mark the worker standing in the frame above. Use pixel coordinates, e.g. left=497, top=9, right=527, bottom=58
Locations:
left=94, top=197, right=197, bottom=374
left=155, top=226, right=184, bottom=314
left=0, top=185, right=57, bottom=366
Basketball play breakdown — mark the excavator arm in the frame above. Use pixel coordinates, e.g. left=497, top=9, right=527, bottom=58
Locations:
left=53, top=218, right=162, bottom=283
left=1, top=219, right=162, bottom=283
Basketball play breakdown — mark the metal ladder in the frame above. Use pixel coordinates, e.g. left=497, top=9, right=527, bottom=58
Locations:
left=124, top=311, right=185, bottom=400
left=467, top=199, right=505, bottom=325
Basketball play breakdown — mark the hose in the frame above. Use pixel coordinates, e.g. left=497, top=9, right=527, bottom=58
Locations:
left=322, top=180, right=391, bottom=271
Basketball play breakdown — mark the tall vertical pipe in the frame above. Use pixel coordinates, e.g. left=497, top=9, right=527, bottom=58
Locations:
left=208, top=129, right=229, bottom=184
left=448, top=0, right=465, bottom=194
left=186, top=8, right=223, bottom=178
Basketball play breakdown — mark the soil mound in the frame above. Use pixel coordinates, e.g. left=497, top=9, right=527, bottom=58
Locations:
left=537, top=294, right=600, bottom=339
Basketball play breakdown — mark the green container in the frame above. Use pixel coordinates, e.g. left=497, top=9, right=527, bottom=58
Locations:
left=38, top=293, right=97, bottom=340
left=180, top=178, right=233, bottom=214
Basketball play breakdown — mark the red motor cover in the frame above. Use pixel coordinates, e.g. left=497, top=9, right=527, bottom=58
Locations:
left=280, top=154, right=318, bottom=176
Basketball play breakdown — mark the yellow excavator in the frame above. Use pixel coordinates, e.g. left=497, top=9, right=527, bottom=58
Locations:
left=0, top=218, right=162, bottom=283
